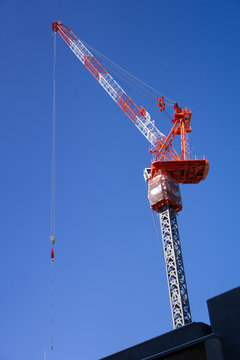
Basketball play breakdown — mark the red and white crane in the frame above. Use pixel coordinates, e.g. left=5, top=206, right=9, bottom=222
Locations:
left=52, top=21, right=209, bottom=329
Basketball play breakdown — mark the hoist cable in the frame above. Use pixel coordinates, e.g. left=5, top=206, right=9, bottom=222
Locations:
left=51, top=260, right=54, bottom=350
left=81, top=39, right=176, bottom=104
left=51, top=32, right=56, bottom=238
left=87, top=40, right=175, bottom=103
left=80, top=40, right=176, bottom=130
left=151, top=209, right=163, bottom=250
left=50, top=31, right=57, bottom=351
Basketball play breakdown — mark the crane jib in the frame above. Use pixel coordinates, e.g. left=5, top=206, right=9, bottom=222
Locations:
left=84, top=54, right=140, bottom=124
left=52, top=20, right=210, bottom=180
left=84, top=56, right=108, bottom=80
left=52, top=21, right=169, bottom=152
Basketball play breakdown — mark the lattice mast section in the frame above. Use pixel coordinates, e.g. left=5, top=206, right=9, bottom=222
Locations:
left=159, top=205, right=192, bottom=328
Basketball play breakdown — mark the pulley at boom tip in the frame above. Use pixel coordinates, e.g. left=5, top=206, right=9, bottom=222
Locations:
left=52, top=21, right=62, bottom=32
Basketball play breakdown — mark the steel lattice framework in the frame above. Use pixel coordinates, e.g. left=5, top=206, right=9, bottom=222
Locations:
left=52, top=21, right=209, bottom=330
left=52, top=21, right=209, bottom=184
left=159, top=205, right=192, bottom=328
left=52, top=21, right=181, bottom=162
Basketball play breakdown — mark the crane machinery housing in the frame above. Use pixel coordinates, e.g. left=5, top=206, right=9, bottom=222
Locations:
left=52, top=21, right=209, bottom=330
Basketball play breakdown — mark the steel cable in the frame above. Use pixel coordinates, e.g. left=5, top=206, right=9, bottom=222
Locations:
left=81, top=39, right=176, bottom=105
left=151, top=209, right=163, bottom=251
left=50, top=31, right=57, bottom=351
left=51, top=32, right=56, bottom=238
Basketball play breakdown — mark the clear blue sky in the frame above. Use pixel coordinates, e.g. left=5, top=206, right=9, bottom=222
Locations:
left=1, top=1, right=240, bottom=359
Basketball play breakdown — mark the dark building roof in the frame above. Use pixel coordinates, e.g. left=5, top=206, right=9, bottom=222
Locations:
left=101, top=287, right=240, bottom=360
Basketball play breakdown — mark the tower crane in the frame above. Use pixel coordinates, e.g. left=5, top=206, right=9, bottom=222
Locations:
left=52, top=21, right=209, bottom=329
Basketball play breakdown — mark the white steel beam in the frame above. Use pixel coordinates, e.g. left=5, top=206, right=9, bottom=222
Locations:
left=159, top=205, right=192, bottom=328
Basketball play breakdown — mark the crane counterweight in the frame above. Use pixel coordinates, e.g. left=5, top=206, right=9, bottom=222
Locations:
left=148, top=172, right=182, bottom=213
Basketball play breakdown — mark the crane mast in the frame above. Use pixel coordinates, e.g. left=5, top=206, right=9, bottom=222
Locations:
left=52, top=21, right=209, bottom=330
left=160, top=205, right=192, bottom=327
left=146, top=171, right=192, bottom=328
